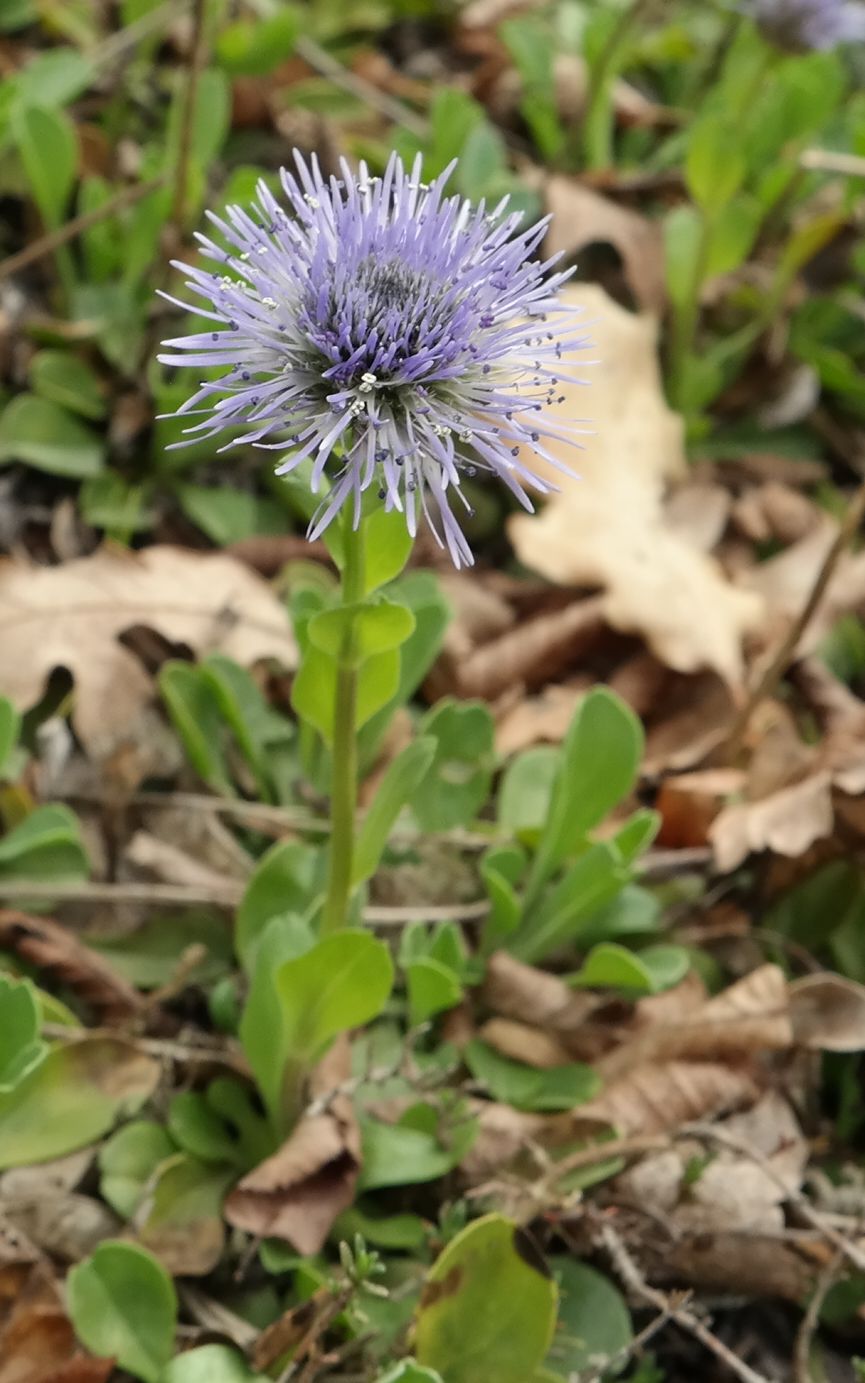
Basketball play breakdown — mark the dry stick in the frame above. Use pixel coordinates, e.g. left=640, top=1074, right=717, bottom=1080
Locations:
left=800, top=148, right=865, bottom=177
left=171, top=0, right=208, bottom=233
left=728, top=472, right=865, bottom=751
left=683, top=1122, right=865, bottom=1275
left=0, top=876, right=491, bottom=926
left=793, top=1248, right=844, bottom=1383
left=599, top=1221, right=775, bottom=1383
left=0, top=177, right=166, bottom=282
left=293, top=35, right=429, bottom=139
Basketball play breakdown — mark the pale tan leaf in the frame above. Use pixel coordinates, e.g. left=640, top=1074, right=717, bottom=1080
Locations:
left=0, top=545, right=296, bottom=756
left=580, top=1061, right=759, bottom=1135
left=481, top=951, right=601, bottom=1047
left=709, top=771, right=834, bottom=871
left=543, top=177, right=666, bottom=314
left=789, top=973, right=865, bottom=1052
left=508, top=285, right=764, bottom=685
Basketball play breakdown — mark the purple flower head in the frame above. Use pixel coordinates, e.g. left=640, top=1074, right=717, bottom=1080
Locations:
left=746, top=0, right=865, bottom=51
left=158, top=151, right=589, bottom=568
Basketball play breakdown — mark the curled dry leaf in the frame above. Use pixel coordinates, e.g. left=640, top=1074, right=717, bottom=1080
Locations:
left=509, top=286, right=764, bottom=686
left=709, top=770, right=834, bottom=872
left=457, top=597, right=606, bottom=702
left=789, top=973, right=865, bottom=1052
left=543, top=177, right=667, bottom=315
left=481, top=951, right=602, bottom=1050
left=655, top=768, right=744, bottom=849
left=225, top=1038, right=360, bottom=1254
left=0, top=911, right=142, bottom=1023
left=579, top=1061, right=759, bottom=1136
left=640, top=1226, right=821, bottom=1304
left=598, top=964, right=792, bottom=1079
left=0, top=545, right=296, bottom=757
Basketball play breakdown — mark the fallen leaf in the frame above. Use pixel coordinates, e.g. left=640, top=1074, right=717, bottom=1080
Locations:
left=789, top=973, right=865, bottom=1052
left=0, top=1262, right=113, bottom=1383
left=579, top=1061, right=759, bottom=1135
left=494, top=683, right=585, bottom=755
left=252, top=1287, right=332, bottom=1372
left=643, top=672, right=736, bottom=774
left=543, top=177, right=666, bottom=315
left=0, top=911, right=142, bottom=1023
left=481, top=952, right=602, bottom=1052
left=478, top=1018, right=574, bottom=1070
left=225, top=1038, right=360, bottom=1254
left=709, top=771, right=834, bottom=872
left=663, top=482, right=731, bottom=552
left=0, top=1194, right=118, bottom=1264
left=509, top=285, right=764, bottom=685
left=731, top=480, right=819, bottom=546
left=640, top=1226, right=821, bottom=1304
left=456, top=598, right=606, bottom=701
left=655, top=768, right=744, bottom=849
left=0, top=545, right=296, bottom=757
left=124, top=831, right=246, bottom=892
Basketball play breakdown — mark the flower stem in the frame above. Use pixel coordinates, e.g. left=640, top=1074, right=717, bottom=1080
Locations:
left=320, top=515, right=365, bottom=937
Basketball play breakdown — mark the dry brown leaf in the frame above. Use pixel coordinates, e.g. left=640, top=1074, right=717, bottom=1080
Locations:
left=0, top=545, right=296, bottom=756
left=631, top=971, right=709, bottom=1030
left=732, top=480, right=820, bottom=546
left=457, top=597, right=606, bottom=701
left=123, top=831, right=246, bottom=892
left=225, top=1038, right=360, bottom=1254
left=494, top=684, right=585, bottom=755
left=641, top=1227, right=821, bottom=1303
left=481, top=951, right=602, bottom=1049
left=460, top=1101, right=582, bottom=1182
left=478, top=1018, right=573, bottom=1069
left=579, top=1060, right=759, bottom=1135
left=0, top=911, right=142, bottom=1023
left=599, top=965, right=792, bottom=1079
left=0, top=1195, right=117, bottom=1265
left=543, top=177, right=666, bottom=315
left=643, top=672, right=736, bottom=774
left=655, top=768, right=744, bottom=849
left=709, top=770, right=834, bottom=872
left=0, top=1263, right=112, bottom=1383
left=789, top=973, right=865, bottom=1052
left=662, top=482, right=731, bottom=552
left=508, top=285, right=764, bottom=685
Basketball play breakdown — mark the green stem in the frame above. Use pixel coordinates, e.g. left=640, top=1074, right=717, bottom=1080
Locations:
left=668, top=210, right=713, bottom=413
left=320, top=515, right=365, bottom=937
left=581, top=0, right=652, bottom=170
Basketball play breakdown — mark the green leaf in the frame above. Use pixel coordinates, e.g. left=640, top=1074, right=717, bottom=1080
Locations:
left=464, top=1040, right=599, bottom=1112
left=168, top=1091, right=246, bottom=1166
left=407, top=958, right=463, bottom=1026
left=334, top=1204, right=428, bottom=1251
left=0, top=975, right=45, bottom=1092
left=414, top=1215, right=558, bottom=1383
left=0, top=395, right=104, bottom=477
left=30, top=350, right=107, bottom=420
left=498, top=746, right=559, bottom=835
left=0, top=697, right=21, bottom=778
left=664, top=204, right=702, bottom=309
left=361, top=507, right=416, bottom=594
left=526, top=688, right=642, bottom=899
left=614, top=810, right=660, bottom=864
left=201, top=653, right=292, bottom=804
left=80, top=473, right=154, bottom=537
left=353, top=736, right=436, bottom=886
left=13, top=48, right=94, bottom=107
left=0, top=1038, right=159, bottom=1169
left=235, top=839, right=319, bottom=971
left=686, top=116, right=745, bottom=217
left=88, top=910, right=232, bottom=990
left=706, top=194, right=762, bottom=277
left=161, top=1344, right=268, bottom=1383
left=99, top=1120, right=176, bottom=1220
left=307, top=600, right=416, bottom=664
left=159, top=661, right=233, bottom=796
left=0, top=804, right=89, bottom=882
left=138, top=1154, right=235, bottom=1273
left=68, top=1241, right=176, bottom=1383
left=241, top=931, right=393, bottom=1128
left=293, top=645, right=401, bottom=747
left=413, top=700, right=495, bottom=832
left=569, top=942, right=691, bottom=995
left=177, top=485, right=286, bottom=546
left=547, top=1257, right=632, bottom=1375
left=216, top=8, right=299, bottom=75
left=359, top=1107, right=476, bottom=1191
left=512, top=843, right=629, bottom=964
left=479, top=846, right=525, bottom=954
left=12, top=103, right=76, bottom=228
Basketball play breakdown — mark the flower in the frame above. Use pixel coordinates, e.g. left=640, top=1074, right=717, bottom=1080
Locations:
left=158, top=151, right=588, bottom=568
left=746, top=0, right=865, bottom=51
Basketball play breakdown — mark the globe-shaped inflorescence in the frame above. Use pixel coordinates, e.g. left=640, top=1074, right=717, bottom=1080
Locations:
left=158, top=151, right=590, bottom=568
left=747, top=0, right=865, bottom=51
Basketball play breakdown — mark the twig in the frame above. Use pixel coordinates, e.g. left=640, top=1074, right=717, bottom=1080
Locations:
left=800, top=148, right=865, bottom=178
left=683, top=1122, right=865, bottom=1275
left=599, top=1221, right=775, bottom=1383
left=171, top=0, right=208, bottom=232
left=0, top=177, right=166, bottom=282
left=42, top=1020, right=248, bottom=1072
left=578, top=1304, right=677, bottom=1383
left=793, top=1248, right=844, bottom=1383
left=294, top=35, right=428, bottom=139
left=0, top=877, right=489, bottom=927
left=728, top=473, right=865, bottom=751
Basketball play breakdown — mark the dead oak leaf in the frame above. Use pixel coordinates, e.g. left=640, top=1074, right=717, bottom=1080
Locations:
left=508, top=285, right=764, bottom=685
left=544, top=177, right=667, bottom=315
left=0, top=545, right=296, bottom=758
left=579, top=1060, right=759, bottom=1136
